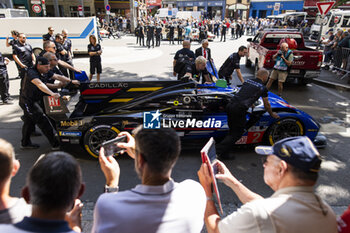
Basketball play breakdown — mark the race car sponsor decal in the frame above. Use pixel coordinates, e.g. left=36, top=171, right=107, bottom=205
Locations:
left=109, top=98, right=134, bottom=103
left=143, top=110, right=222, bottom=129
left=81, top=88, right=121, bottom=95
left=88, top=83, right=128, bottom=89
left=59, top=131, right=82, bottom=137
left=127, top=87, right=163, bottom=92
left=276, top=100, right=296, bottom=109
left=162, top=118, right=222, bottom=128
left=60, top=120, right=84, bottom=127
left=48, top=96, right=61, bottom=107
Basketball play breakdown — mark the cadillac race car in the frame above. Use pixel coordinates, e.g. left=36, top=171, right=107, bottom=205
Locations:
left=44, top=81, right=324, bottom=158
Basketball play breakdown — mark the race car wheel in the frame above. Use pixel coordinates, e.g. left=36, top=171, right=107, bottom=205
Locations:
left=265, top=118, right=304, bottom=145
left=83, top=125, right=120, bottom=158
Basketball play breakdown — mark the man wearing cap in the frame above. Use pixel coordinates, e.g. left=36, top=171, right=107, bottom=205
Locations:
left=198, top=136, right=337, bottom=233
left=19, top=57, right=60, bottom=150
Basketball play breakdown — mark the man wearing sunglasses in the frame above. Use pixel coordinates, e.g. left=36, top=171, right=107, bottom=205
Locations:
left=13, top=33, right=36, bottom=84
left=42, top=26, right=55, bottom=42
left=39, top=41, right=81, bottom=75
left=198, top=136, right=337, bottom=233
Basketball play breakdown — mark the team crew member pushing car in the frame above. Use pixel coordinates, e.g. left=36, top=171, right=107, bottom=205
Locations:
left=173, top=40, right=195, bottom=79
left=88, top=35, right=102, bottom=82
left=180, top=56, right=212, bottom=84
left=218, top=46, right=246, bottom=85
left=216, top=68, right=279, bottom=159
left=19, top=57, right=60, bottom=150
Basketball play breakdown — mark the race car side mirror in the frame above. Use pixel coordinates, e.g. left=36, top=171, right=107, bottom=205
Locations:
left=247, top=38, right=252, bottom=42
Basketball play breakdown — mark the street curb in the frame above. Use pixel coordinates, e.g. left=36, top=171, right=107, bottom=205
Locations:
left=312, top=78, right=350, bottom=92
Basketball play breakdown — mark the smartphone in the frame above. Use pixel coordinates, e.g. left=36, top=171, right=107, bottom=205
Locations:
left=101, top=135, right=127, bottom=157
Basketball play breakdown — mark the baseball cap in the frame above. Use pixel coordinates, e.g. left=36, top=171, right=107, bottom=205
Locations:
left=36, top=57, right=50, bottom=66
left=255, top=136, right=322, bottom=173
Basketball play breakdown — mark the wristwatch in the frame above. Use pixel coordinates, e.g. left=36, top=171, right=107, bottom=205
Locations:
left=104, top=185, right=119, bottom=193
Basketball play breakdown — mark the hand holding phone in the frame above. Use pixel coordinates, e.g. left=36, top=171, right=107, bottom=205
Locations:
left=101, top=135, right=127, bottom=157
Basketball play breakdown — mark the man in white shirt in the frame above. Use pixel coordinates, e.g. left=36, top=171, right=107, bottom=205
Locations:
left=92, top=126, right=206, bottom=233
left=198, top=136, right=337, bottom=233
left=0, top=139, right=31, bottom=224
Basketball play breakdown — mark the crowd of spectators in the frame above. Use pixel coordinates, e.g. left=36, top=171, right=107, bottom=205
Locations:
left=321, top=28, right=350, bottom=83
left=0, top=126, right=349, bottom=232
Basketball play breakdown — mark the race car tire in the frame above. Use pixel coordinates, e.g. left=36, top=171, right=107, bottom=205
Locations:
left=265, top=118, right=304, bottom=145
left=83, top=125, right=120, bottom=158
left=245, top=57, right=252, bottom=68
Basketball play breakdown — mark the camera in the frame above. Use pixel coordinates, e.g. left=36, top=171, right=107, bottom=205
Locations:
left=277, top=50, right=283, bottom=56
left=101, top=135, right=127, bottom=157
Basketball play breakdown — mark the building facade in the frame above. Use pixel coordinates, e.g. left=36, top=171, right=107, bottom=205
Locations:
left=249, top=0, right=303, bottom=18
left=162, top=0, right=226, bottom=19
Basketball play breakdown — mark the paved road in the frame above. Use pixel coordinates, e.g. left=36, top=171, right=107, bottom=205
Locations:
left=1, top=35, right=349, bottom=232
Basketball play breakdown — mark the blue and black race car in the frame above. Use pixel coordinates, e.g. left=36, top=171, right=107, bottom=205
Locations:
left=44, top=80, right=325, bottom=158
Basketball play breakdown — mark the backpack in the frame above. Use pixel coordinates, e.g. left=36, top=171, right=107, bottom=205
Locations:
left=174, top=56, right=192, bottom=73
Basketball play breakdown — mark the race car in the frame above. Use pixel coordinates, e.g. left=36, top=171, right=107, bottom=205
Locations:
left=44, top=80, right=324, bottom=158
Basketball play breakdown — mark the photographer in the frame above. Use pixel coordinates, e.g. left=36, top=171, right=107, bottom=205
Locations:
left=92, top=126, right=206, bottom=233
left=266, top=42, right=293, bottom=97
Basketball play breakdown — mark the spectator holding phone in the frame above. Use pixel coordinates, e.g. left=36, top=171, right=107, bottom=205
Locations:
left=198, top=136, right=337, bottom=233
left=92, top=126, right=206, bottom=233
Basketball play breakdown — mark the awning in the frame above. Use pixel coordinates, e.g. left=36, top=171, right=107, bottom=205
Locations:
left=228, top=3, right=249, bottom=10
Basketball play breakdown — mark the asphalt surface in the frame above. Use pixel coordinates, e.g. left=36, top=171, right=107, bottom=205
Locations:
left=1, top=34, right=349, bottom=232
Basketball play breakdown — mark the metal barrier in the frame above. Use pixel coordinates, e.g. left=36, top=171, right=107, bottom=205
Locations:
left=332, top=47, right=350, bottom=80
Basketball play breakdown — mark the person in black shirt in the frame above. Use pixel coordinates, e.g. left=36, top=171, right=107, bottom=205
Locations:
left=88, top=35, right=102, bottom=82
left=181, top=56, right=212, bottom=83
left=12, top=33, right=36, bottom=87
left=135, top=23, right=140, bottom=44
left=220, top=22, right=227, bottom=42
left=54, top=34, right=67, bottom=61
left=62, top=29, right=74, bottom=80
left=42, top=52, right=80, bottom=92
left=146, top=22, right=155, bottom=49
left=214, top=21, right=219, bottom=37
left=155, top=22, right=162, bottom=47
left=139, top=22, right=145, bottom=47
left=0, top=53, right=11, bottom=104
left=6, top=30, right=20, bottom=79
left=218, top=46, right=247, bottom=85
left=168, top=22, right=175, bottom=45
left=39, top=41, right=81, bottom=75
left=19, top=57, right=60, bottom=150
left=177, top=23, right=183, bottom=44
left=6, top=30, right=19, bottom=48
left=108, top=20, right=116, bottom=39
left=173, top=40, right=195, bottom=79
left=199, top=24, right=207, bottom=44
left=216, top=68, right=279, bottom=159
left=42, top=27, right=55, bottom=42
